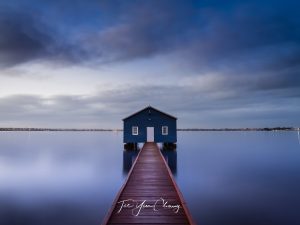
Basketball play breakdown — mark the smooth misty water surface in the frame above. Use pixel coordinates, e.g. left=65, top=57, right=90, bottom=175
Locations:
left=0, top=131, right=300, bottom=225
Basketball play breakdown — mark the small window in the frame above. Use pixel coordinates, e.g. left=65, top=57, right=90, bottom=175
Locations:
left=132, top=126, right=138, bottom=135
left=162, top=126, right=168, bottom=135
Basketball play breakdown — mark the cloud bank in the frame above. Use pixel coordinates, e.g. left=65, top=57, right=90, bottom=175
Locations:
left=0, top=0, right=299, bottom=127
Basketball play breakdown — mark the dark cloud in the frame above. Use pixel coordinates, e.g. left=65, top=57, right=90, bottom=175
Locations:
left=175, top=3, right=300, bottom=72
left=1, top=0, right=300, bottom=75
left=0, top=10, right=52, bottom=67
left=81, top=0, right=200, bottom=63
left=0, top=7, right=91, bottom=69
left=81, top=0, right=300, bottom=95
left=76, top=0, right=300, bottom=71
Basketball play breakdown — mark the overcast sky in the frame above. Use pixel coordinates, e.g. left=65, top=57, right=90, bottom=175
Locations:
left=0, top=0, right=299, bottom=128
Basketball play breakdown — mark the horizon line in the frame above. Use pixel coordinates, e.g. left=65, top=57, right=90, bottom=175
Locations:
left=0, top=127, right=299, bottom=131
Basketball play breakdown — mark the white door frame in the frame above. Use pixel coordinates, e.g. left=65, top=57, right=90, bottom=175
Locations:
left=146, top=127, right=154, bottom=142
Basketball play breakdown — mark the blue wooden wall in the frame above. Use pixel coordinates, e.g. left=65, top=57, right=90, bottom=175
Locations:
left=123, top=107, right=177, bottom=143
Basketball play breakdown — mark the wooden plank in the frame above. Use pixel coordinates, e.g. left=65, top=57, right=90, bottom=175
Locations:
left=102, top=142, right=195, bottom=225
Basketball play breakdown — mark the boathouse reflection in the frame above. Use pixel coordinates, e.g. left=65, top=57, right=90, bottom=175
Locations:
left=123, top=150, right=138, bottom=174
left=161, top=149, right=177, bottom=175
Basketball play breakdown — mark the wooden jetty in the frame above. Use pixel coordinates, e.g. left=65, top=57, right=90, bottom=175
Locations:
left=102, top=142, right=195, bottom=225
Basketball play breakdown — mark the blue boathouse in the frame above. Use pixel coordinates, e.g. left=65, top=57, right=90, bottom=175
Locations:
left=123, top=106, right=177, bottom=144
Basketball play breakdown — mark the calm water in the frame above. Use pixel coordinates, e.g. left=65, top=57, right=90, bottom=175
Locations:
left=0, top=131, right=300, bottom=225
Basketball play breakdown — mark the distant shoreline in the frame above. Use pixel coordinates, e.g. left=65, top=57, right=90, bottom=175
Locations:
left=177, top=127, right=299, bottom=131
left=0, top=127, right=299, bottom=132
left=0, top=128, right=120, bottom=132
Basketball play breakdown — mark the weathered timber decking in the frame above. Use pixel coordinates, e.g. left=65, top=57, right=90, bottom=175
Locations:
left=102, top=142, right=195, bottom=225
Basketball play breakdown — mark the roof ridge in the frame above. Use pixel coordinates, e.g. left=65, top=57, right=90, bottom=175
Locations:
left=122, top=106, right=177, bottom=121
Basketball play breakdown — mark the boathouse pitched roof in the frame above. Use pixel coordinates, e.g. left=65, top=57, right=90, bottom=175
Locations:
left=122, top=106, right=177, bottom=121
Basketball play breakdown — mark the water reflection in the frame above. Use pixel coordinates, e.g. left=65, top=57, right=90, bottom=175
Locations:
left=122, top=145, right=177, bottom=175
left=0, top=131, right=124, bottom=225
left=122, top=150, right=138, bottom=174
left=161, top=150, right=177, bottom=175
left=2, top=131, right=300, bottom=225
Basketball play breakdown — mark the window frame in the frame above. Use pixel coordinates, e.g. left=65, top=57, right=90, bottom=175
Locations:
left=132, top=126, right=138, bottom=135
left=162, top=126, right=168, bottom=135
